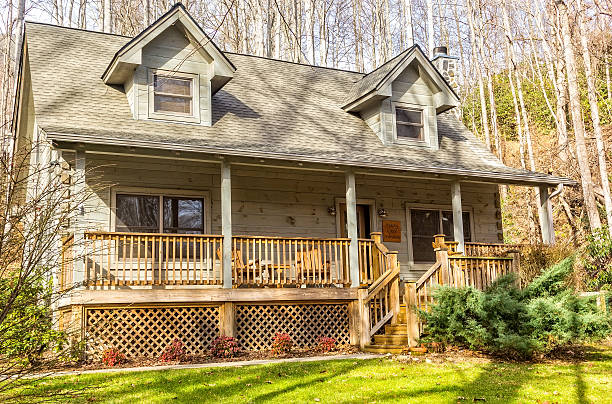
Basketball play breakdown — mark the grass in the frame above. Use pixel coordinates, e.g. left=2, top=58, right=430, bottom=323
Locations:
left=7, top=344, right=612, bottom=403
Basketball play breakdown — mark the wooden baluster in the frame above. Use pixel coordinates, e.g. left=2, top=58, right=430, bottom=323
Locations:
left=213, top=237, right=217, bottom=284
left=198, top=238, right=203, bottom=284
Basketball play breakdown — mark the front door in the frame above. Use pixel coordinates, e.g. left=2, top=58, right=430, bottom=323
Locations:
left=339, top=203, right=371, bottom=238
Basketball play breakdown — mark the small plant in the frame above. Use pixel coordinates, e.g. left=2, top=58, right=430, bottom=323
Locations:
left=210, top=335, right=240, bottom=358
left=271, top=332, right=293, bottom=356
left=101, top=347, right=126, bottom=367
left=316, top=336, right=336, bottom=352
left=160, top=338, right=186, bottom=362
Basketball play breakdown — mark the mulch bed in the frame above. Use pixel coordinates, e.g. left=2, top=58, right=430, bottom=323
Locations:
left=37, top=345, right=361, bottom=373
left=392, top=340, right=612, bottom=365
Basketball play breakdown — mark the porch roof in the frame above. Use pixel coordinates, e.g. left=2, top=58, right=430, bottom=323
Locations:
left=24, top=22, right=574, bottom=187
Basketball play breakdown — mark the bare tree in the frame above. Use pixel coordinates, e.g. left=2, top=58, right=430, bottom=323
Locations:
left=577, top=0, right=612, bottom=228
left=555, top=0, right=602, bottom=231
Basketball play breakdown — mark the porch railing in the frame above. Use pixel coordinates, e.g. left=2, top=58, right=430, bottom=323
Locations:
left=84, top=232, right=224, bottom=286
left=231, top=235, right=351, bottom=286
left=464, top=242, right=526, bottom=257
left=81, top=232, right=382, bottom=288
left=60, top=234, right=74, bottom=291
left=406, top=235, right=520, bottom=338
left=358, top=249, right=401, bottom=347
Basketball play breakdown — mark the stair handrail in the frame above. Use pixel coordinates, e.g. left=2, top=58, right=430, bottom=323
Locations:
left=358, top=245, right=401, bottom=348
left=415, top=261, right=442, bottom=290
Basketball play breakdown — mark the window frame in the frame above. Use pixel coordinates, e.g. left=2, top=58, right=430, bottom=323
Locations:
left=147, top=69, right=200, bottom=124
left=111, top=187, right=211, bottom=234
left=391, top=102, right=430, bottom=146
left=405, top=204, right=474, bottom=265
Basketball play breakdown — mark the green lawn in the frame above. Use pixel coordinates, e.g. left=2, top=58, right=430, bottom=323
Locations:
left=8, top=345, right=612, bottom=403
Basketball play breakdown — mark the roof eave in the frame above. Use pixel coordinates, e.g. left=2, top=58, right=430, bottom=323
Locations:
left=45, top=131, right=576, bottom=187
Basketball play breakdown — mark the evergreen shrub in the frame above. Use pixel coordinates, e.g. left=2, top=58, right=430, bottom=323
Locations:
left=421, top=258, right=611, bottom=358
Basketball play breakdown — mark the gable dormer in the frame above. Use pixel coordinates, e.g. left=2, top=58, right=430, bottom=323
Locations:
left=101, top=3, right=235, bottom=126
left=342, top=46, right=459, bottom=149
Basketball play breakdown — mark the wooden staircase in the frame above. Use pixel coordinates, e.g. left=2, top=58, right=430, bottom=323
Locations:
left=363, top=303, right=409, bottom=354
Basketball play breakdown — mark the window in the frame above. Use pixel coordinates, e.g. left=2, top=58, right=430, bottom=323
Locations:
left=395, top=107, right=424, bottom=140
left=115, top=193, right=204, bottom=234
left=153, top=74, right=193, bottom=115
left=163, top=197, right=204, bottom=234
left=410, top=208, right=472, bottom=262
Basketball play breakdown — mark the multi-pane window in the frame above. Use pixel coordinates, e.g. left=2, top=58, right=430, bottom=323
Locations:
left=395, top=107, right=424, bottom=140
left=153, top=74, right=193, bottom=115
left=115, top=194, right=204, bottom=234
left=410, top=209, right=471, bottom=262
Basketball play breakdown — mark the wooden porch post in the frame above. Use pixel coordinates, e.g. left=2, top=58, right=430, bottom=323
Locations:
left=357, top=288, right=370, bottom=349
left=221, top=161, right=232, bottom=289
left=73, top=149, right=86, bottom=287
left=451, top=181, right=465, bottom=253
left=404, top=282, right=419, bottom=347
left=346, top=170, right=360, bottom=287
left=538, top=185, right=555, bottom=245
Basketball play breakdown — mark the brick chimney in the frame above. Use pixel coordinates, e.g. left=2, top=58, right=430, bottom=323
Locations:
left=431, top=46, right=459, bottom=93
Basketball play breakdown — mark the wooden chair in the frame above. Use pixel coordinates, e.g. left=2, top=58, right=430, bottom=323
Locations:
left=296, top=249, right=332, bottom=285
left=216, top=248, right=256, bottom=285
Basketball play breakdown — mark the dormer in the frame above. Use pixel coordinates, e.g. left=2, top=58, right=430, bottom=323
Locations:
left=101, top=3, right=236, bottom=126
left=342, top=46, right=459, bottom=148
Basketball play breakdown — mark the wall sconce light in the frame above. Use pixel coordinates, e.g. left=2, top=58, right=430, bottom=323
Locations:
left=328, top=207, right=337, bottom=216
left=377, top=208, right=388, bottom=218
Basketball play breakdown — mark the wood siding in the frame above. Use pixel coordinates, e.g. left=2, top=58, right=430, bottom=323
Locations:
left=69, top=153, right=502, bottom=280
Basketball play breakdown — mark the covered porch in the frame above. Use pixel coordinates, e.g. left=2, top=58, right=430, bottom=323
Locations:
left=54, top=144, right=553, bottom=357
left=58, top=144, right=556, bottom=292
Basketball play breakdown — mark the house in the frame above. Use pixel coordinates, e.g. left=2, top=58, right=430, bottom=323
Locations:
left=13, top=4, right=574, bottom=356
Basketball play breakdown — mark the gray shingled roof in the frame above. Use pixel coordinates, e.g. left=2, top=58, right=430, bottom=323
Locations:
left=342, top=47, right=413, bottom=106
left=24, top=22, right=573, bottom=185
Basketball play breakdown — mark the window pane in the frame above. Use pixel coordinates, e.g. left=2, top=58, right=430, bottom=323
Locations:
left=154, top=95, right=192, bottom=114
left=412, top=237, right=436, bottom=262
left=116, top=194, right=159, bottom=232
left=442, top=211, right=472, bottom=242
left=154, top=75, right=191, bottom=96
left=396, top=108, right=422, bottom=124
left=397, top=123, right=423, bottom=140
left=411, top=209, right=439, bottom=262
left=411, top=210, right=440, bottom=236
left=163, top=197, right=204, bottom=234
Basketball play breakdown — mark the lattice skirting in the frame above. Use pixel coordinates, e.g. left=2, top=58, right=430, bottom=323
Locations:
left=85, top=305, right=220, bottom=358
left=235, top=303, right=351, bottom=350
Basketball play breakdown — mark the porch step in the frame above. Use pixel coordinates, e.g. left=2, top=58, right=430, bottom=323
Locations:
left=384, top=323, right=408, bottom=335
left=363, top=343, right=406, bottom=354
left=374, top=333, right=408, bottom=345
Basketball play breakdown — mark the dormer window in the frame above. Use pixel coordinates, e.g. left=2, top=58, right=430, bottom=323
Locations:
left=148, top=69, right=200, bottom=123
left=395, top=107, right=423, bottom=141
left=153, top=74, right=193, bottom=114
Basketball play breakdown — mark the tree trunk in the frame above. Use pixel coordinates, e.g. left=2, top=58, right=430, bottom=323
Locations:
left=103, top=0, right=112, bottom=33
left=466, top=0, right=490, bottom=149
left=606, top=54, right=611, bottom=102
left=146, top=0, right=151, bottom=25
left=403, top=0, right=414, bottom=47
left=304, top=0, right=314, bottom=64
left=577, top=0, right=612, bottom=228
left=555, top=0, right=602, bottom=230
left=426, top=0, right=435, bottom=57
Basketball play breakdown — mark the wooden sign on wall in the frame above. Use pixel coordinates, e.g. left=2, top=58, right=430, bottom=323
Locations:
left=382, top=220, right=402, bottom=243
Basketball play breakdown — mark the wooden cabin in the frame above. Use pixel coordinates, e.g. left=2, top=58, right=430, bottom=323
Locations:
left=14, top=4, right=574, bottom=356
